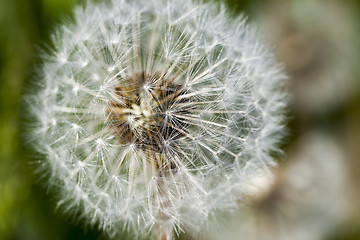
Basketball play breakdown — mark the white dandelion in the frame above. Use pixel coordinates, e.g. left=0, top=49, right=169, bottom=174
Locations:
left=27, top=0, right=287, bottom=239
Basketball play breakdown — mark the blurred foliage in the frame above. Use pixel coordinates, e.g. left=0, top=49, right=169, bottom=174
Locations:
left=0, top=0, right=359, bottom=240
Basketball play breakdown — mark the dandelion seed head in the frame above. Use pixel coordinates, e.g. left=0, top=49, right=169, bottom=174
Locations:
left=28, top=0, right=287, bottom=238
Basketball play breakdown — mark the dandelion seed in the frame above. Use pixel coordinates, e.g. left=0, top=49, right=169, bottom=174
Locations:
left=28, top=0, right=287, bottom=239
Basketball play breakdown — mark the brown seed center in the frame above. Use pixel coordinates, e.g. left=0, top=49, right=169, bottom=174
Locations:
left=108, top=72, right=191, bottom=153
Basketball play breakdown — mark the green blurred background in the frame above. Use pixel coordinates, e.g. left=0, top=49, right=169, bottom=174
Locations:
left=0, top=0, right=360, bottom=239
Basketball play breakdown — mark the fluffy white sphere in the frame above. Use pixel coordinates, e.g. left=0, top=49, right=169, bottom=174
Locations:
left=28, top=0, right=287, bottom=238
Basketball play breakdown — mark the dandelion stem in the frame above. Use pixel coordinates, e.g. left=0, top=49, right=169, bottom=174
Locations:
left=153, top=154, right=174, bottom=240
left=156, top=216, right=173, bottom=240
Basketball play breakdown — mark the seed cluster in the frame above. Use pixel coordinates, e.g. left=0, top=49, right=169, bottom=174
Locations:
left=108, top=72, right=191, bottom=153
left=29, top=0, right=287, bottom=237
